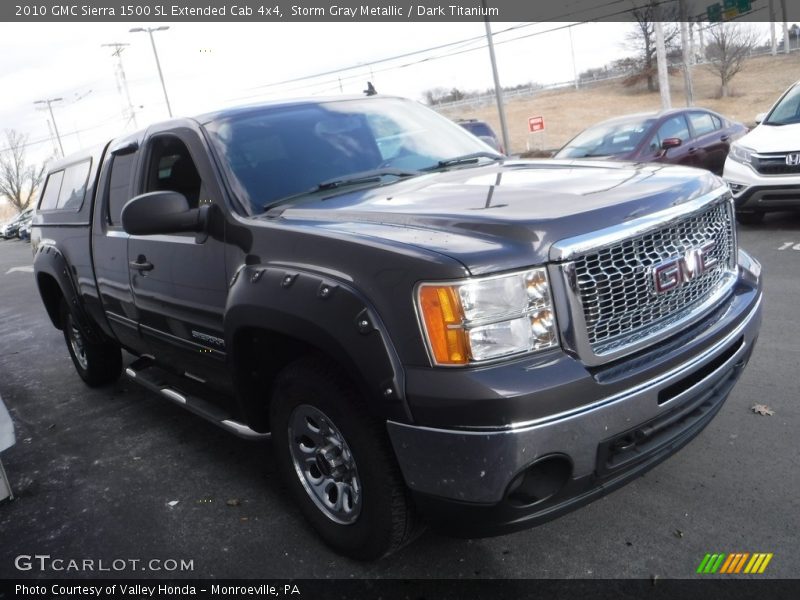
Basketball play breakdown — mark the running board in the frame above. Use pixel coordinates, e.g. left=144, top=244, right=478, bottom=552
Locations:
left=125, top=357, right=270, bottom=441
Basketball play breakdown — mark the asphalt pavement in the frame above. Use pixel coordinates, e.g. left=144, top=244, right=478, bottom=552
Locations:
left=0, top=214, right=798, bottom=579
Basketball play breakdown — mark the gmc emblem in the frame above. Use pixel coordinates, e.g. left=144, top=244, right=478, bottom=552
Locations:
left=652, top=241, right=718, bottom=294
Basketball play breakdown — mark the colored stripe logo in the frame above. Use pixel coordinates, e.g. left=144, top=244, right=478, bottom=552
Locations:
left=696, top=553, right=773, bottom=574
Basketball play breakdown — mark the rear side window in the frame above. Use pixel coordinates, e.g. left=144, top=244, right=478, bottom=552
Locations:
left=688, top=112, right=718, bottom=137
left=38, top=171, right=64, bottom=210
left=107, top=153, right=136, bottom=225
left=37, top=161, right=91, bottom=211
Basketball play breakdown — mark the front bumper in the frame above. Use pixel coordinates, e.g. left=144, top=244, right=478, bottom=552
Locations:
left=387, top=251, right=762, bottom=536
left=723, top=158, right=800, bottom=212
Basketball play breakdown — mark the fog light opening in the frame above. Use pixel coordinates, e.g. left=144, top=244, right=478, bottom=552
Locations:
left=727, top=182, right=747, bottom=196
left=505, top=454, right=572, bottom=507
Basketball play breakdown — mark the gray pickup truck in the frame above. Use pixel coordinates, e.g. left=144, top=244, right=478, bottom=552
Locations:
left=32, top=95, right=762, bottom=559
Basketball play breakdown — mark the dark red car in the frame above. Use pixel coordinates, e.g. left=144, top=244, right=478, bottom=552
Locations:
left=554, top=108, right=747, bottom=175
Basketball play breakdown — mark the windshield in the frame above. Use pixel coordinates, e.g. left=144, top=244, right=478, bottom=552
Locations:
left=764, top=83, right=800, bottom=125
left=203, top=97, right=494, bottom=212
left=556, top=117, right=656, bottom=158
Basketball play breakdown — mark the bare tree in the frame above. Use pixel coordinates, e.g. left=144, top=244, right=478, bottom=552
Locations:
left=0, top=130, right=47, bottom=213
left=622, top=1, right=680, bottom=92
left=705, top=24, right=762, bottom=98
left=422, top=87, right=469, bottom=106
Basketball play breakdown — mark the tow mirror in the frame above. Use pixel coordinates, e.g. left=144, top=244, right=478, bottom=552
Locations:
left=121, top=191, right=208, bottom=236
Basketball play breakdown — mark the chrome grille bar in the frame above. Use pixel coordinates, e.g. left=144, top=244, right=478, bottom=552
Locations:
left=549, top=187, right=737, bottom=366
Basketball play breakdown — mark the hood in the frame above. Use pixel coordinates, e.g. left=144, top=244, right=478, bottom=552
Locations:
left=265, top=160, right=723, bottom=275
left=737, top=122, right=800, bottom=153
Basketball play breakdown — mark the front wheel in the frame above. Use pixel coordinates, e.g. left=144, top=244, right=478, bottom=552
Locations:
left=61, top=302, right=122, bottom=387
left=270, top=357, right=421, bottom=560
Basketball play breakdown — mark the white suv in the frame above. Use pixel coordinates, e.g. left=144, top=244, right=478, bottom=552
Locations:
left=723, top=80, right=800, bottom=224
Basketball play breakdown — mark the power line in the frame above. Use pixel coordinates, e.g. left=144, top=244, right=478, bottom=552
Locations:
left=229, top=0, right=656, bottom=103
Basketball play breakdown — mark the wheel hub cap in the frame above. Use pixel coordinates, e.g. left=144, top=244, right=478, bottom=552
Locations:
left=288, top=404, right=362, bottom=524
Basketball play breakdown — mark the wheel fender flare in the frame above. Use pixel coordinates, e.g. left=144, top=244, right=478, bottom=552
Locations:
left=33, top=243, right=103, bottom=342
left=225, top=264, right=411, bottom=424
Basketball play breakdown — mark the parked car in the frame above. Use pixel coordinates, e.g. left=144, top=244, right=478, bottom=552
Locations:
left=33, top=95, right=761, bottom=560
left=457, top=118, right=504, bottom=154
left=555, top=108, right=747, bottom=175
left=1, top=208, right=33, bottom=239
left=17, top=210, right=33, bottom=241
left=723, top=79, right=800, bottom=224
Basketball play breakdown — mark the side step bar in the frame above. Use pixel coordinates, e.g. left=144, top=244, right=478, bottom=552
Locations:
left=125, top=357, right=270, bottom=441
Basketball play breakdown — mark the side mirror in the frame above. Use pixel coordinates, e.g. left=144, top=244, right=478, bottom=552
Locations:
left=121, top=191, right=207, bottom=236
left=661, top=137, right=682, bottom=150
left=754, top=112, right=766, bottom=125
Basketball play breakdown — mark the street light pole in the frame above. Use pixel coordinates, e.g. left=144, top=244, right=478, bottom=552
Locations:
left=33, top=98, right=65, bottom=157
left=130, top=26, right=173, bottom=117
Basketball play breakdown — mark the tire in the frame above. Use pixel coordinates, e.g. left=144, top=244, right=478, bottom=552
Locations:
left=736, top=211, right=764, bottom=225
left=61, top=302, right=122, bottom=387
left=270, top=356, right=422, bottom=560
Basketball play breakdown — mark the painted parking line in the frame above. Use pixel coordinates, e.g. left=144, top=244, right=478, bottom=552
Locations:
left=5, top=266, right=33, bottom=274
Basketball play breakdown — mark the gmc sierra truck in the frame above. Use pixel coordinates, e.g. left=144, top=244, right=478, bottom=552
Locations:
left=32, top=95, right=762, bottom=560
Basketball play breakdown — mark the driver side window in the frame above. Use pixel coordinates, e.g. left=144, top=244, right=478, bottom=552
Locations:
left=651, top=115, right=691, bottom=151
left=144, top=136, right=205, bottom=209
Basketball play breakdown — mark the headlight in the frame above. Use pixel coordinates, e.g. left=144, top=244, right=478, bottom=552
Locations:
left=729, top=143, right=754, bottom=165
left=416, top=268, right=559, bottom=365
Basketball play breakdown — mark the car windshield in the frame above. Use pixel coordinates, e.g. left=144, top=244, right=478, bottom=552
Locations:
left=556, top=117, right=656, bottom=158
left=203, top=97, right=495, bottom=212
left=460, top=122, right=494, bottom=138
left=764, top=83, right=800, bottom=125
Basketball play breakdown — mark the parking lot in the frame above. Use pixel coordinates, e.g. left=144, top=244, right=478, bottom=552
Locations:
left=0, top=215, right=798, bottom=580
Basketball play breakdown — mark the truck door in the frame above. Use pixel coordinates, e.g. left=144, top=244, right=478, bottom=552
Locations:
left=127, top=126, right=230, bottom=390
left=92, top=138, right=144, bottom=353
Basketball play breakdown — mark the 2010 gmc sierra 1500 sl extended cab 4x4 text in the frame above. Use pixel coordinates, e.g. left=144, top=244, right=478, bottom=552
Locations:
left=31, top=95, right=762, bottom=560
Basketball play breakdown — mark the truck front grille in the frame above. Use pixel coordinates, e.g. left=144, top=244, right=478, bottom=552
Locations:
left=574, top=200, right=736, bottom=351
left=551, top=191, right=738, bottom=365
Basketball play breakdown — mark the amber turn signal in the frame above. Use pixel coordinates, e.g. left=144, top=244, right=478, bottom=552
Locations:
left=418, top=285, right=469, bottom=365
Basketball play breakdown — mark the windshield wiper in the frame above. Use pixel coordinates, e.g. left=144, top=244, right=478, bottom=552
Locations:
left=423, top=152, right=504, bottom=170
left=316, top=168, right=420, bottom=190
left=262, top=168, right=419, bottom=213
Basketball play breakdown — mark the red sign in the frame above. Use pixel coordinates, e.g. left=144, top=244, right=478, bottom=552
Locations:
left=528, top=116, right=545, bottom=132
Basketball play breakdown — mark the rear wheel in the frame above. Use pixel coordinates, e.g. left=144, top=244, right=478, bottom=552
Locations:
left=61, top=302, right=122, bottom=387
left=735, top=211, right=764, bottom=225
left=270, top=356, right=421, bottom=560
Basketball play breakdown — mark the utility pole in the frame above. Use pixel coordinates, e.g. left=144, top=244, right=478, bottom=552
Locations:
left=568, top=24, right=579, bottom=90
left=130, top=26, right=173, bottom=117
left=698, top=22, right=705, bottom=58
left=780, top=0, right=790, bottom=54
left=769, top=0, right=777, bottom=55
left=34, top=97, right=65, bottom=157
left=679, top=0, right=694, bottom=106
left=655, top=20, right=672, bottom=110
left=481, top=0, right=510, bottom=155
left=102, top=42, right=138, bottom=129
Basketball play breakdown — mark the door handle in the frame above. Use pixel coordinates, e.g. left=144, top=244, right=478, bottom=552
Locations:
left=129, top=258, right=154, bottom=272
left=720, top=135, right=730, bottom=142
left=687, top=147, right=698, bottom=155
